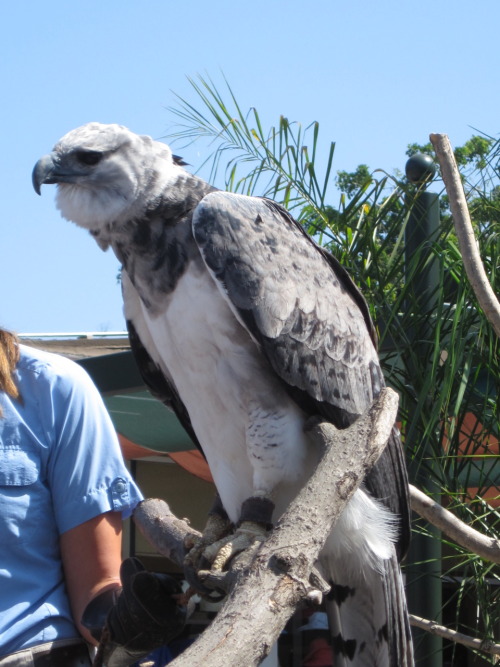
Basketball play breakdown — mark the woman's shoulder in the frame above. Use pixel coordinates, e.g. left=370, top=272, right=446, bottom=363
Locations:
left=16, top=344, right=95, bottom=396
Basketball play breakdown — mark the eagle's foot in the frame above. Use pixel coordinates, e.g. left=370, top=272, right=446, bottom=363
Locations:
left=184, top=495, right=274, bottom=598
left=184, top=511, right=232, bottom=554
left=203, top=519, right=269, bottom=571
left=202, top=494, right=274, bottom=571
left=183, top=501, right=232, bottom=598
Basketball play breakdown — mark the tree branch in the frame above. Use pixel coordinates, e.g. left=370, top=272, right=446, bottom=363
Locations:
left=409, top=485, right=500, bottom=563
left=429, top=133, right=500, bottom=338
left=134, top=498, right=200, bottom=566
left=410, top=614, right=500, bottom=657
left=134, top=387, right=399, bottom=667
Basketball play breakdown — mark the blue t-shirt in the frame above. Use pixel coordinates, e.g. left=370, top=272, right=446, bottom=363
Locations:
left=0, top=345, right=144, bottom=655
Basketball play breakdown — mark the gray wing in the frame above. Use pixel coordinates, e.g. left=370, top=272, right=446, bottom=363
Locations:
left=193, top=191, right=410, bottom=557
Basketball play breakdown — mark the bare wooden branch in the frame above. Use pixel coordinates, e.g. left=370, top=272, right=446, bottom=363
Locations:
left=410, top=614, right=500, bottom=657
left=409, top=485, right=500, bottom=563
left=429, top=133, right=500, bottom=338
left=134, top=388, right=399, bottom=667
left=134, top=498, right=200, bottom=566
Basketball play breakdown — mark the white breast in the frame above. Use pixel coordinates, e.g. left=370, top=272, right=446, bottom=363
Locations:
left=122, top=263, right=318, bottom=522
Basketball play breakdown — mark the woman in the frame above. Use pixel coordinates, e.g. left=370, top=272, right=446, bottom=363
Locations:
left=0, top=329, right=184, bottom=666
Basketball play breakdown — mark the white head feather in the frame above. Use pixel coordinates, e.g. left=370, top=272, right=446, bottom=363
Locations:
left=52, top=122, right=180, bottom=233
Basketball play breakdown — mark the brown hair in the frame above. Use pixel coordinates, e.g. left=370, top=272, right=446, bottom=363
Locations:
left=0, top=329, right=21, bottom=414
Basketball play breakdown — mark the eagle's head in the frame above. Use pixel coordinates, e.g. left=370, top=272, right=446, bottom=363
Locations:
left=33, top=122, right=180, bottom=239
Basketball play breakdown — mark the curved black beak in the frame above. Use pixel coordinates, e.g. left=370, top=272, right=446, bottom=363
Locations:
left=32, top=153, right=59, bottom=195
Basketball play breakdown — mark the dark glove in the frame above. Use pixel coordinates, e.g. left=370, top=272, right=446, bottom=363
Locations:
left=82, top=557, right=186, bottom=667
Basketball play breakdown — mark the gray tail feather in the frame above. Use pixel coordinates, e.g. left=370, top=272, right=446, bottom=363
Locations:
left=325, top=553, right=413, bottom=666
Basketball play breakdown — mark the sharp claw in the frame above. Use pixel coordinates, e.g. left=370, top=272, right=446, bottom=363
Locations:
left=183, top=559, right=219, bottom=597
left=184, top=514, right=270, bottom=598
left=211, top=542, right=235, bottom=571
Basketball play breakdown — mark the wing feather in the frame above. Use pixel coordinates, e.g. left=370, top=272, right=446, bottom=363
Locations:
left=193, top=191, right=410, bottom=556
left=193, top=192, right=377, bottom=413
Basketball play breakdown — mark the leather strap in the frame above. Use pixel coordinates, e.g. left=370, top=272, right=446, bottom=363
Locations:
left=33, top=642, right=91, bottom=667
left=0, top=641, right=91, bottom=667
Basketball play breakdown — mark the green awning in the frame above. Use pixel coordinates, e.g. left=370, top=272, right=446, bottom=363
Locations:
left=78, top=350, right=195, bottom=454
left=104, top=390, right=194, bottom=453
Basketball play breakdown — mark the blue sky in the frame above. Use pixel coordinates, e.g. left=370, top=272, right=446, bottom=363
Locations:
left=1, top=0, right=498, bottom=334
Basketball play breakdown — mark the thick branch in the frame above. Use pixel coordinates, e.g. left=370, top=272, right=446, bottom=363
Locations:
left=409, top=485, right=500, bottom=563
left=410, top=615, right=500, bottom=657
left=134, top=498, right=200, bottom=565
left=429, top=133, right=500, bottom=338
left=134, top=388, right=399, bottom=667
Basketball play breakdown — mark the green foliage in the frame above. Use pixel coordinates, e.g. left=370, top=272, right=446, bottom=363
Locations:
left=169, top=75, right=500, bottom=662
left=335, top=164, right=371, bottom=198
left=170, top=74, right=335, bottom=221
left=406, top=135, right=494, bottom=170
left=406, top=134, right=499, bottom=231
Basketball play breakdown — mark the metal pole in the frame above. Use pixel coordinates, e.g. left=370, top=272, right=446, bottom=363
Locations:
left=404, top=154, right=443, bottom=665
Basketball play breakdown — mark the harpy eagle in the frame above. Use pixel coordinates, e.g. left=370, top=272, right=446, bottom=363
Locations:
left=33, top=122, right=413, bottom=666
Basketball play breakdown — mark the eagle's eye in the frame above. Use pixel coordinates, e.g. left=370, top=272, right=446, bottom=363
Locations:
left=75, top=150, right=103, bottom=166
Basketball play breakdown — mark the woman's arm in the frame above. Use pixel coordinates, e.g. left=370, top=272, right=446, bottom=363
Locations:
left=60, top=510, right=123, bottom=645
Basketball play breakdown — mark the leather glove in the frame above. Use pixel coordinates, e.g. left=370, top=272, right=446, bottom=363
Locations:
left=82, top=557, right=186, bottom=667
